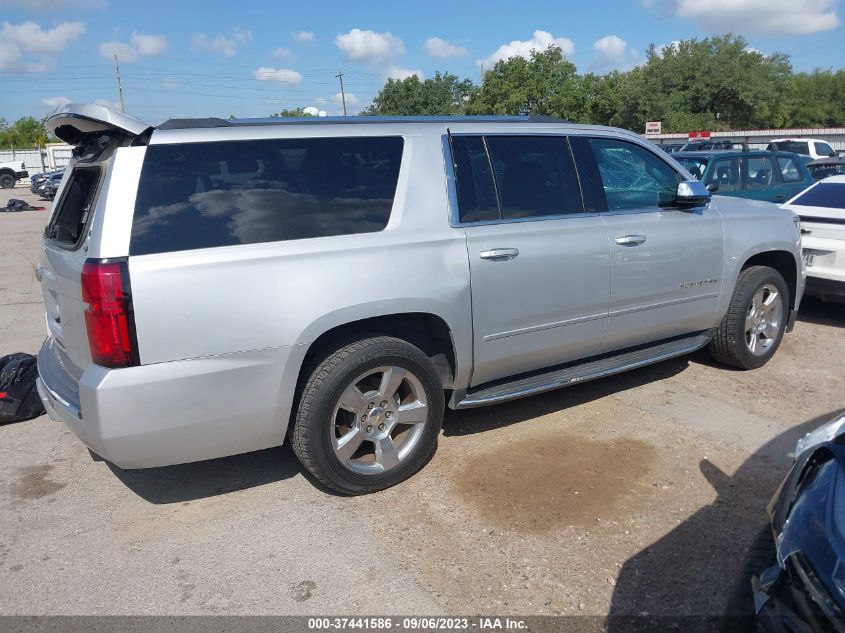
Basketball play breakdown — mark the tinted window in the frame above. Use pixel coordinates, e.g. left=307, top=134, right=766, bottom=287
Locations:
left=46, top=167, right=100, bottom=246
left=485, top=136, right=583, bottom=219
left=744, top=156, right=775, bottom=190
left=816, top=142, right=836, bottom=158
left=451, top=136, right=499, bottom=223
left=791, top=183, right=845, bottom=209
left=809, top=163, right=845, bottom=180
left=131, top=136, right=403, bottom=255
left=708, top=157, right=740, bottom=193
left=777, top=156, right=804, bottom=183
left=589, top=138, right=680, bottom=211
left=770, top=141, right=809, bottom=155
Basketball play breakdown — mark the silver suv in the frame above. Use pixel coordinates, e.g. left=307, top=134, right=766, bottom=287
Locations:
left=36, top=104, right=805, bottom=494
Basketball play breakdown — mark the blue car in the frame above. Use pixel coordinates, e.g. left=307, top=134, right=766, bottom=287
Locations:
left=674, top=150, right=816, bottom=204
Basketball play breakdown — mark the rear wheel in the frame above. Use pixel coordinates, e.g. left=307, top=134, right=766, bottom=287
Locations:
left=291, top=336, right=444, bottom=495
left=709, top=266, right=789, bottom=369
left=0, top=173, right=14, bottom=189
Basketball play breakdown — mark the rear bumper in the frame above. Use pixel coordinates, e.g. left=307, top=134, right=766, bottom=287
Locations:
left=37, top=338, right=303, bottom=469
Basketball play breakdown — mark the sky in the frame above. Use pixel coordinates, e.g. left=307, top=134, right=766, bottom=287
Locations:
left=0, top=0, right=842, bottom=124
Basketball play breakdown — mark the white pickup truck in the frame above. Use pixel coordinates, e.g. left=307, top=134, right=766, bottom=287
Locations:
left=0, top=160, right=29, bottom=188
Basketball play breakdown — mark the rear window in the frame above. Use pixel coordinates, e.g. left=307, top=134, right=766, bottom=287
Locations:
left=770, top=141, right=809, bottom=155
left=130, top=136, right=403, bottom=255
left=46, top=167, right=100, bottom=246
left=791, top=183, right=845, bottom=209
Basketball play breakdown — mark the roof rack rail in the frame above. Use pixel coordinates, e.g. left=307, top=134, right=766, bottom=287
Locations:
left=155, top=114, right=572, bottom=131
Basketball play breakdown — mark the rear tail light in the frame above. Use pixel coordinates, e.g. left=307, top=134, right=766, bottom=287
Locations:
left=81, top=258, right=139, bottom=368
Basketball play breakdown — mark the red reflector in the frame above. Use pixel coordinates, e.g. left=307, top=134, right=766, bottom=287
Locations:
left=81, top=260, right=137, bottom=368
left=0, top=392, right=7, bottom=400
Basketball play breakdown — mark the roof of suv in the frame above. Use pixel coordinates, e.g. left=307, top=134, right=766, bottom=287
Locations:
left=157, top=114, right=572, bottom=130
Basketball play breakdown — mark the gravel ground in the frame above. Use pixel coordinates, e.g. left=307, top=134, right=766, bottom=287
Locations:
left=1, top=184, right=843, bottom=618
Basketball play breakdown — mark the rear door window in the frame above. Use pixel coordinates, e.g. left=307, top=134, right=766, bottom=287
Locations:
left=451, top=136, right=499, bottom=223
left=485, top=136, right=583, bottom=219
left=451, top=135, right=583, bottom=222
left=130, top=136, right=403, bottom=256
left=45, top=167, right=101, bottom=246
left=708, top=157, right=740, bottom=193
left=743, top=156, right=776, bottom=190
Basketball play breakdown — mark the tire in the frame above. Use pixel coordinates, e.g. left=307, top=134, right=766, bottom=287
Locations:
left=718, top=526, right=776, bottom=633
left=291, top=336, right=445, bottom=495
left=0, top=173, right=14, bottom=189
left=709, top=266, right=789, bottom=370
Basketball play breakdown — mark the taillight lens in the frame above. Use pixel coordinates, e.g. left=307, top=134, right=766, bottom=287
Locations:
left=81, top=259, right=138, bottom=368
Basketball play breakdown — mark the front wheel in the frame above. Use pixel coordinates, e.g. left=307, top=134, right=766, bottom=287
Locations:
left=709, top=266, right=789, bottom=370
left=291, top=336, right=444, bottom=495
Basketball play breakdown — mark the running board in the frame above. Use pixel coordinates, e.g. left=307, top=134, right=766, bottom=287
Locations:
left=453, top=332, right=711, bottom=409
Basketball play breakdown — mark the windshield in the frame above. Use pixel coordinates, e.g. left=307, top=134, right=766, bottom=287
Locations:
left=792, top=183, right=845, bottom=209
left=676, top=157, right=709, bottom=180
left=770, top=141, right=810, bottom=155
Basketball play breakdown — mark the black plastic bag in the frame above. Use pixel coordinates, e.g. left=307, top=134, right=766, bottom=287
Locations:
left=0, top=353, right=45, bottom=424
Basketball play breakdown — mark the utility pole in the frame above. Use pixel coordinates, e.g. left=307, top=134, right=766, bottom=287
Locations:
left=335, top=70, right=347, bottom=116
left=113, top=53, right=125, bottom=113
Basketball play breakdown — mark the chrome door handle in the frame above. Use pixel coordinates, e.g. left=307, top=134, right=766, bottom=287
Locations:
left=479, top=248, right=519, bottom=261
left=615, top=235, right=647, bottom=246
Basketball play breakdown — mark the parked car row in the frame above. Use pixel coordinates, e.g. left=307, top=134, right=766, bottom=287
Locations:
left=674, top=150, right=815, bottom=204
left=29, top=169, right=64, bottom=200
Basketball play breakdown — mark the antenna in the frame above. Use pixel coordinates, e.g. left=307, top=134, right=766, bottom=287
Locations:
left=113, top=53, right=125, bottom=113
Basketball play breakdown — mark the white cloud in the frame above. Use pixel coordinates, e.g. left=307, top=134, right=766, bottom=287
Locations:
left=131, top=31, right=167, bottom=56
left=293, top=30, right=315, bottom=42
left=271, top=46, right=292, bottom=59
left=99, top=40, right=138, bottom=62
left=1, top=20, right=85, bottom=53
left=332, top=91, right=360, bottom=108
left=191, top=28, right=251, bottom=57
left=162, top=77, right=179, bottom=89
left=99, top=32, right=167, bottom=62
left=479, top=30, right=574, bottom=67
left=591, top=34, right=640, bottom=69
left=387, top=66, right=424, bottom=81
left=42, top=95, right=70, bottom=109
left=335, top=28, right=404, bottom=64
left=673, top=0, right=839, bottom=35
left=0, top=20, right=84, bottom=70
left=424, top=36, right=467, bottom=59
left=252, top=66, right=303, bottom=83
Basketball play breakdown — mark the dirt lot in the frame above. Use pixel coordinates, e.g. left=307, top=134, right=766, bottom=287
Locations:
left=1, top=184, right=843, bottom=618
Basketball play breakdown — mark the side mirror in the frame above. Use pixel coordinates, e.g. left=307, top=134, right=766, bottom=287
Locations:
left=675, top=180, right=711, bottom=207
left=706, top=181, right=719, bottom=193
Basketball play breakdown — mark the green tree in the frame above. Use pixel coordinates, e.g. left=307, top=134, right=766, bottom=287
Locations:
left=611, top=35, right=794, bottom=133
left=465, top=46, right=583, bottom=119
left=365, top=72, right=476, bottom=116
left=273, top=107, right=315, bottom=117
left=0, top=116, right=50, bottom=148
